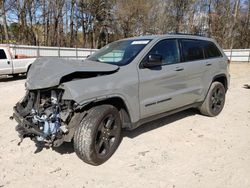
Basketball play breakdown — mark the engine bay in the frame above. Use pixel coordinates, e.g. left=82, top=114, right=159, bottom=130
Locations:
left=13, top=89, right=75, bottom=148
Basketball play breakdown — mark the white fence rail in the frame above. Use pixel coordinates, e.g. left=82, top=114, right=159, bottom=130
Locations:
left=4, top=44, right=250, bottom=62
left=224, top=49, right=250, bottom=62
left=8, top=44, right=97, bottom=59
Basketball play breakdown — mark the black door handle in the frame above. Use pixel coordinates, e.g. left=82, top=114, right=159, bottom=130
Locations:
left=175, top=68, right=184, bottom=71
left=7, top=61, right=10, bottom=64
left=206, top=63, right=212, bottom=66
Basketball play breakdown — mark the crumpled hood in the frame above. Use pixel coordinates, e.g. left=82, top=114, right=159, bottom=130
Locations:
left=26, top=58, right=119, bottom=90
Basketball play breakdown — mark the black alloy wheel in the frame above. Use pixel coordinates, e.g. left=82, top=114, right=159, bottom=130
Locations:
left=74, top=105, right=122, bottom=165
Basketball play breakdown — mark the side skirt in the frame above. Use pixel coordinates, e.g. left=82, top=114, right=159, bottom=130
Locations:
left=128, top=102, right=202, bottom=130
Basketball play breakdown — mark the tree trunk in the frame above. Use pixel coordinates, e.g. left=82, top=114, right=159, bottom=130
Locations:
left=207, top=0, right=212, bottom=37
left=65, top=2, right=68, bottom=46
left=80, top=0, right=87, bottom=47
left=1, top=0, right=9, bottom=43
left=42, top=0, right=46, bottom=45
left=229, top=0, right=240, bottom=61
left=246, top=1, right=250, bottom=48
left=27, top=0, right=36, bottom=45
left=69, top=0, right=75, bottom=47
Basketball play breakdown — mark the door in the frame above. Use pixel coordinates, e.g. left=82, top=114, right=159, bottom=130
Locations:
left=138, top=39, right=188, bottom=118
left=201, top=40, right=225, bottom=90
left=178, top=39, right=209, bottom=103
left=0, top=49, right=12, bottom=75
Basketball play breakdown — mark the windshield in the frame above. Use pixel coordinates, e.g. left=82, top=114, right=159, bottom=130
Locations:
left=88, top=39, right=151, bottom=66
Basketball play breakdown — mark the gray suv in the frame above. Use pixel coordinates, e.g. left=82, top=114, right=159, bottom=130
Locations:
left=13, top=34, right=230, bottom=165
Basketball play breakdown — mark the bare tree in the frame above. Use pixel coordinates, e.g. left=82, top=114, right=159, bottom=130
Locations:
left=0, top=0, right=9, bottom=43
left=173, top=0, right=190, bottom=33
left=69, top=0, right=75, bottom=47
left=229, top=0, right=240, bottom=60
left=0, top=0, right=249, bottom=49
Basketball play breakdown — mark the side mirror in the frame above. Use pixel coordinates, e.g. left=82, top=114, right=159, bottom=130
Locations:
left=144, top=54, right=163, bottom=68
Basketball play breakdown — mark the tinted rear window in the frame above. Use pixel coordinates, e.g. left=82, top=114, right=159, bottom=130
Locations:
left=181, top=40, right=204, bottom=61
left=0, top=49, right=7, bottom=59
left=202, top=41, right=222, bottom=58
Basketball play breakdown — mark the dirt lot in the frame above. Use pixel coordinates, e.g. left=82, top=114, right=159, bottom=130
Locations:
left=0, top=63, right=250, bottom=188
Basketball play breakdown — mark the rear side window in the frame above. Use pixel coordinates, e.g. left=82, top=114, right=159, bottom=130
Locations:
left=181, top=40, right=204, bottom=62
left=202, top=41, right=222, bottom=58
left=148, top=39, right=180, bottom=65
left=0, top=49, right=7, bottom=59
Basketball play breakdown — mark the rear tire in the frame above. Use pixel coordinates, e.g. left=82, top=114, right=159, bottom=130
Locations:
left=73, top=105, right=122, bottom=165
left=199, top=81, right=226, bottom=117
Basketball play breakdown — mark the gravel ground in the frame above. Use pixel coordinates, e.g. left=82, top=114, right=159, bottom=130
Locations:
left=0, top=63, right=250, bottom=188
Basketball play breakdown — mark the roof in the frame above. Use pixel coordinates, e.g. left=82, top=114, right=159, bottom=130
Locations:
left=121, top=34, right=213, bottom=42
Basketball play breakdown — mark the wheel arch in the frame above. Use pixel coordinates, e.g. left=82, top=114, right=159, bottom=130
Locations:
left=202, top=74, right=228, bottom=104
left=82, top=96, right=132, bottom=129
left=212, top=74, right=228, bottom=92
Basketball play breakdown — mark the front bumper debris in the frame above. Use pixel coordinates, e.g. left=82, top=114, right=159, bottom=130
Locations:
left=12, top=89, right=74, bottom=149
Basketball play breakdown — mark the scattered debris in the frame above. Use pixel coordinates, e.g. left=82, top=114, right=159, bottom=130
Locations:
left=50, top=167, right=62, bottom=174
left=243, top=84, right=250, bottom=89
left=138, top=150, right=149, bottom=156
left=10, top=139, right=16, bottom=142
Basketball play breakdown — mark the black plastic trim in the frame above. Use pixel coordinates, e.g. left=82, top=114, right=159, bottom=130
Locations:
left=129, top=102, right=202, bottom=130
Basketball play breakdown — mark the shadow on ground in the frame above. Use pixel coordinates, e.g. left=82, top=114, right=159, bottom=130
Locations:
left=15, top=106, right=198, bottom=155
left=0, top=75, right=26, bottom=82
left=52, top=108, right=199, bottom=155
left=243, top=84, right=250, bottom=89
left=124, top=108, right=198, bottom=139
left=52, top=142, right=75, bottom=154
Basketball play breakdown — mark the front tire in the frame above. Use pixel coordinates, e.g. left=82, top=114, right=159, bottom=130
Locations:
left=199, top=81, right=226, bottom=117
left=73, top=105, right=122, bottom=165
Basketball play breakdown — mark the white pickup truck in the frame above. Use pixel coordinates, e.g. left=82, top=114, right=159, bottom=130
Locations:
left=0, top=46, right=36, bottom=77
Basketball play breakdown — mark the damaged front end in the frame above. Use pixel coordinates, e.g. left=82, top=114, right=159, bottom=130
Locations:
left=13, top=89, right=77, bottom=148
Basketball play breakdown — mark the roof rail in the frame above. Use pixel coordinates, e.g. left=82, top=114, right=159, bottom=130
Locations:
left=167, top=32, right=208, bottom=37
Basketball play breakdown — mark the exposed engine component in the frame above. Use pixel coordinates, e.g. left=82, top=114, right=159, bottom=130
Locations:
left=32, top=90, right=62, bottom=142
left=13, top=89, right=74, bottom=147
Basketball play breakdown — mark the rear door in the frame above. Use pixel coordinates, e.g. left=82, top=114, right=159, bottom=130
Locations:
left=201, top=40, right=225, bottom=84
left=138, top=39, right=188, bottom=118
left=0, top=49, right=12, bottom=75
left=178, top=39, right=208, bottom=103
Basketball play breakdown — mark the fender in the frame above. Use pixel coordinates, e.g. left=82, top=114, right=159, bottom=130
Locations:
left=75, top=93, right=137, bottom=125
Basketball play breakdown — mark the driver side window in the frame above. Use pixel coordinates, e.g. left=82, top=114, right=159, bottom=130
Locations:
left=149, top=39, right=180, bottom=65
